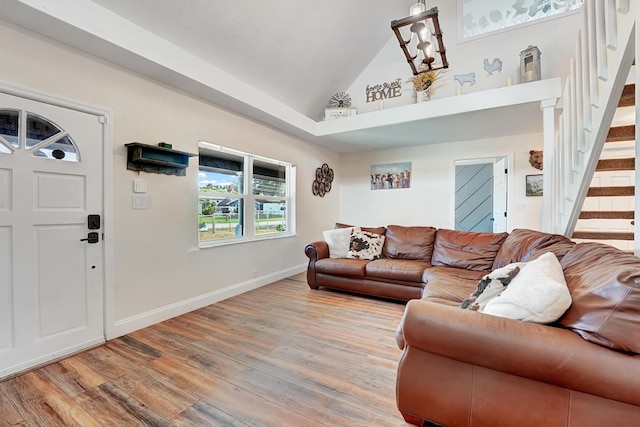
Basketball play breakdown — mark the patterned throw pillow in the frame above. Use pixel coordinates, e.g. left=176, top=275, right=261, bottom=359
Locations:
left=460, top=263, right=523, bottom=311
left=346, top=231, right=385, bottom=260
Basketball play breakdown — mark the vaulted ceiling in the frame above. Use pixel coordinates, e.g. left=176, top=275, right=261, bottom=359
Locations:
left=91, top=0, right=409, bottom=121
left=0, top=1, right=562, bottom=152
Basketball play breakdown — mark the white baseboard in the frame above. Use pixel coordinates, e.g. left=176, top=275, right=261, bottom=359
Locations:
left=107, top=263, right=306, bottom=340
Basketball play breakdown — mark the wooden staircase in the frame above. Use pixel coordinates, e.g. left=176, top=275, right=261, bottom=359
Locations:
left=543, top=0, right=636, bottom=248
left=572, top=82, right=636, bottom=250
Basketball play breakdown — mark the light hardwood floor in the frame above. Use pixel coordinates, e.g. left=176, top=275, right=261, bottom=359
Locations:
left=0, top=273, right=412, bottom=426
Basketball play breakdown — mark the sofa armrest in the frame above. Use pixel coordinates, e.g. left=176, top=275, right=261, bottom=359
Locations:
left=305, top=240, right=329, bottom=261
left=400, top=299, right=640, bottom=407
left=304, top=240, right=329, bottom=289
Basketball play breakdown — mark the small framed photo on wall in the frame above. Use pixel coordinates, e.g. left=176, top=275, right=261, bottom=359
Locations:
left=526, top=174, right=543, bottom=196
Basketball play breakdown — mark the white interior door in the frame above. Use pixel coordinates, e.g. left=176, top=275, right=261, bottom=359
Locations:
left=0, top=92, right=105, bottom=378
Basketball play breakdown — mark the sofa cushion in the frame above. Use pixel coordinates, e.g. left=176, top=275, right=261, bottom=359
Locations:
left=323, top=226, right=360, bottom=258
left=559, top=242, right=640, bottom=354
left=482, top=252, right=572, bottom=323
left=366, top=259, right=430, bottom=283
left=382, top=225, right=436, bottom=262
left=315, top=258, right=368, bottom=277
left=346, top=230, right=385, bottom=260
left=492, top=228, right=575, bottom=269
left=422, top=266, right=486, bottom=303
left=335, top=222, right=386, bottom=236
left=431, top=229, right=508, bottom=272
left=460, top=262, right=523, bottom=311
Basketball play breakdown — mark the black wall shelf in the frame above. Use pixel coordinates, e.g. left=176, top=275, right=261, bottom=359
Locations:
left=125, top=142, right=196, bottom=176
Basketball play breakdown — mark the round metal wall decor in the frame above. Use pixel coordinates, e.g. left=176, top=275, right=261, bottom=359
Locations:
left=312, top=163, right=334, bottom=197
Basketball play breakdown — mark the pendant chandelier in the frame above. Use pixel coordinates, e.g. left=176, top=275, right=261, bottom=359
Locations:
left=391, top=1, right=449, bottom=75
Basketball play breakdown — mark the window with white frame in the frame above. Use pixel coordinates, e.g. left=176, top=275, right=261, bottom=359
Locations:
left=198, top=141, right=295, bottom=246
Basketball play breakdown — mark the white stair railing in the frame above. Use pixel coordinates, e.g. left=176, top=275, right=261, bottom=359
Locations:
left=543, top=0, right=636, bottom=237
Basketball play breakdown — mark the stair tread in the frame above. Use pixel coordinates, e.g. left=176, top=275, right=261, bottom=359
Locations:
left=586, top=186, right=635, bottom=197
left=596, top=158, right=635, bottom=171
left=579, top=210, right=635, bottom=219
left=572, top=231, right=634, bottom=240
left=618, top=83, right=636, bottom=108
left=606, top=125, right=636, bottom=142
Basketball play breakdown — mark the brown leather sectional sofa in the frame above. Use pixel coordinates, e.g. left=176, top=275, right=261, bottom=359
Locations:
left=304, top=225, right=640, bottom=426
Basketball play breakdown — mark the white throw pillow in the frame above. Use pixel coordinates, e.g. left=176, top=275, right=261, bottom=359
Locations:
left=323, top=227, right=360, bottom=258
left=481, top=252, right=572, bottom=323
left=460, top=262, right=525, bottom=311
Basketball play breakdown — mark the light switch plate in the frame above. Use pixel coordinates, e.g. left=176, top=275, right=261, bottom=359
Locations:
left=132, top=194, right=150, bottom=209
left=133, top=179, right=147, bottom=193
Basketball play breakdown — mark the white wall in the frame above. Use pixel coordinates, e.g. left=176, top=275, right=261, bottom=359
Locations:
left=347, top=3, right=581, bottom=114
left=0, top=20, right=341, bottom=335
left=339, top=134, right=544, bottom=231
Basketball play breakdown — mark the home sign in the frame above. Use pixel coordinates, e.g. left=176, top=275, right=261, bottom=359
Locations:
left=366, top=78, right=402, bottom=103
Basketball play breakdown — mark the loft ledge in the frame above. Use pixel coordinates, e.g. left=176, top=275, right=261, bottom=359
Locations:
left=315, top=78, right=562, bottom=136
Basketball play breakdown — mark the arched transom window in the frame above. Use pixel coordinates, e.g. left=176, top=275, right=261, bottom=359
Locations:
left=0, top=109, right=79, bottom=162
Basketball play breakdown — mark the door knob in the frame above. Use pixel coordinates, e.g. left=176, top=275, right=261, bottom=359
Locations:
left=80, top=232, right=99, bottom=244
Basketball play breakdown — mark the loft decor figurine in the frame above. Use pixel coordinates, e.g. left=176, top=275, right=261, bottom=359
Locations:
left=325, top=92, right=357, bottom=120
left=409, top=71, right=437, bottom=102
left=520, top=45, right=541, bottom=83
left=529, top=150, right=544, bottom=170
left=329, top=92, right=352, bottom=108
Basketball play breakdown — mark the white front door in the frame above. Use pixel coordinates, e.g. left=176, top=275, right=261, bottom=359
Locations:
left=0, top=92, right=105, bottom=378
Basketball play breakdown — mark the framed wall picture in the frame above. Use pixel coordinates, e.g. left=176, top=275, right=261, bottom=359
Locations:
left=371, top=162, right=411, bottom=190
left=526, top=174, right=543, bottom=196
